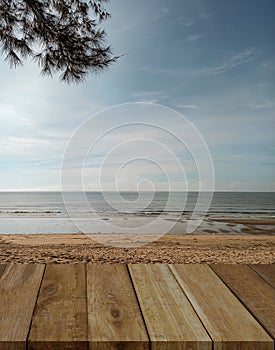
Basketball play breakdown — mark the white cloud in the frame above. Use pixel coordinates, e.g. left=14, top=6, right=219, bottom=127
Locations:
left=178, top=12, right=211, bottom=28
left=177, top=104, right=200, bottom=109
left=224, top=181, right=275, bottom=192
left=178, top=17, right=194, bottom=27
left=143, top=48, right=260, bottom=78
left=0, top=0, right=272, bottom=193
left=211, top=48, right=260, bottom=74
left=251, top=101, right=275, bottom=109
left=161, top=7, right=171, bottom=14
left=198, top=13, right=212, bottom=19
left=186, top=34, right=205, bottom=41
left=132, top=91, right=169, bottom=100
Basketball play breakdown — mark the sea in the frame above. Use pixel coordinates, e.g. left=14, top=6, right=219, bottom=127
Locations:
left=0, top=192, right=274, bottom=234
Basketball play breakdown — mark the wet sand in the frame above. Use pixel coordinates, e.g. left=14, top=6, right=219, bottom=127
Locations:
left=0, top=234, right=274, bottom=264
left=210, top=218, right=275, bottom=225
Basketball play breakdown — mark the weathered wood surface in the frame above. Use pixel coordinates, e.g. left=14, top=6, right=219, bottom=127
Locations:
left=0, top=265, right=6, bottom=278
left=28, top=264, right=88, bottom=350
left=0, top=263, right=274, bottom=350
left=129, top=264, right=212, bottom=350
left=0, top=264, right=45, bottom=350
left=250, top=264, right=275, bottom=288
left=87, top=264, right=149, bottom=350
left=170, top=264, right=273, bottom=350
left=211, top=264, right=275, bottom=341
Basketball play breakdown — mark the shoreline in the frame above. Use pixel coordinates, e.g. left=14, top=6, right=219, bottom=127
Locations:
left=1, top=233, right=274, bottom=264
left=0, top=217, right=275, bottom=235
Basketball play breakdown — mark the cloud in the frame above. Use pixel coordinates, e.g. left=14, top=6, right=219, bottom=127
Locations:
left=131, top=91, right=170, bottom=102
left=211, top=48, right=260, bottom=74
left=0, top=0, right=273, bottom=192
left=138, top=48, right=259, bottom=77
left=251, top=101, right=275, bottom=109
left=186, top=34, right=205, bottom=41
left=161, top=7, right=171, bottom=14
left=177, top=104, right=200, bottom=109
left=178, top=12, right=212, bottom=28
left=111, top=24, right=138, bottom=35
left=178, top=17, right=194, bottom=27
left=198, top=13, right=212, bottom=19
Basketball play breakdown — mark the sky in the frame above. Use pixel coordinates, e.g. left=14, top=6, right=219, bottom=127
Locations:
left=0, top=0, right=274, bottom=192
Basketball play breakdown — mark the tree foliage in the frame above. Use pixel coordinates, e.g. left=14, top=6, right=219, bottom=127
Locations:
left=0, top=0, right=117, bottom=83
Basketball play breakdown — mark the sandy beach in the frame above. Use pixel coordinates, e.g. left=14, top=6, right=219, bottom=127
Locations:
left=1, top=233, right=274, bottom=264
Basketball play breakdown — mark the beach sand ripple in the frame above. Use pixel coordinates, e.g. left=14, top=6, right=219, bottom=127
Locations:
left=0, top=234, right=274, bottom=264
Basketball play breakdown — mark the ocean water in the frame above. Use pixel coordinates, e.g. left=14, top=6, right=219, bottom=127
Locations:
left=0, top=192, right=274, bottom=234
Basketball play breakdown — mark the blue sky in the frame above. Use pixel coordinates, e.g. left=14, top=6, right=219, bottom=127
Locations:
left=0, top=0, right=274, bottom=191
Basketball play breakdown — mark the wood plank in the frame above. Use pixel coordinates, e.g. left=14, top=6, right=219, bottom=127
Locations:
left=28, top=264, right=88, bottom=350
left=170, top=264, right=273, bottom=350
left=211, top=264, right=275, bottom=340
left=0, top=264, right=6, bottom=278
left=87, top=264, right=149, bottom=350
left=0, top=264, right=45, bottom=350
left=250, top=264, right=275, bottom=288
left=129, top=264, right=211, bottom=350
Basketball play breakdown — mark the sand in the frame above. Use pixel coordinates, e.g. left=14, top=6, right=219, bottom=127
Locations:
left=0, top=233, right=274, bottom=264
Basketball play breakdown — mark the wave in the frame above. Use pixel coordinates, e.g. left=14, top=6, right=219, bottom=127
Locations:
left=0, top=209, right=274, bottom=219
left=0, top=210, right=61, bottom=214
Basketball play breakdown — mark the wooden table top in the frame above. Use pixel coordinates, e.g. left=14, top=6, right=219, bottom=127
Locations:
left=0, top=264, right=274, bottom=350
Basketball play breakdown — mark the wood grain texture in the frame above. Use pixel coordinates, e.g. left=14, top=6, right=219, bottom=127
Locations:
left=250, top=264, right=275, bottom=288
left=0, top=264, right=45, bottom=350
left=170, top=264, right=273, bottom=350
left=211, top=264, right=275, bottom=341
left=129, top=264, right=211, bottom=350
left=87, top=264, right=149, bottom=350
left=1, top=263, right=275, bottom=349
left=28, top=264, right=88, bottom=350
left=0, top=264, right=6, bottom=278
